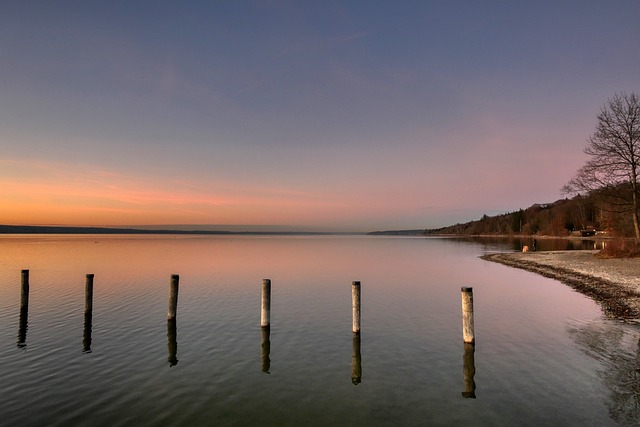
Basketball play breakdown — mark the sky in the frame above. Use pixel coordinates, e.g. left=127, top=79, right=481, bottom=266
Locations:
left=1, top=1, right=639, bottom=232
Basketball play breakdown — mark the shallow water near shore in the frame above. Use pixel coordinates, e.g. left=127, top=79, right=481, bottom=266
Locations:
left=0, top=235, right=638, bottom=426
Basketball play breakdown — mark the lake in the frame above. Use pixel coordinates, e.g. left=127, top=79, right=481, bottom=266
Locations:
left=0, top=235, right=638, bottom=426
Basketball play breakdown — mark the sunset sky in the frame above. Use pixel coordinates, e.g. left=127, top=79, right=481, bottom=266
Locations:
left=1, top=1, right=639, bottom=231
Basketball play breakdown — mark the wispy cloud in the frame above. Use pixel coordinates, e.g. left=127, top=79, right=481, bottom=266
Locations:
left=332, top=31, right=372, bottom=45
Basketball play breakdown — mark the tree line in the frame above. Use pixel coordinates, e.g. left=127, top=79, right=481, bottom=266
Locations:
left=424, top=193, right=634, bottom=237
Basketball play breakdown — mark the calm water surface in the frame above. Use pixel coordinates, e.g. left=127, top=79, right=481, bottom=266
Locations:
left=0, top=235, right=638, bottom=426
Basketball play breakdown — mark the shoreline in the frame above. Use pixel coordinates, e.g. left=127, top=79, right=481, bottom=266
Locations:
left=482, top=251, right=640, bottom=321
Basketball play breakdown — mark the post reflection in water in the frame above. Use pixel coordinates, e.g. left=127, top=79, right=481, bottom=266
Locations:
left=17, top=306, right=28, bottom=349
left=167, top=319, right=178, bottom=366
left=18, top=269, right=29, bottom=349
left=352, top=332, right=362, bottom=385
left=83, top=312, right=93, bottom=353
left=462, top=343, right=476, bottom=398
left=82, top=273, right=94, bottom=353
left=261, top=326, right=271, bottom=374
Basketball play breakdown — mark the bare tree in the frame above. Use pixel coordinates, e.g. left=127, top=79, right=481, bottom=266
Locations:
left=563, top=93, right=640, bottom=241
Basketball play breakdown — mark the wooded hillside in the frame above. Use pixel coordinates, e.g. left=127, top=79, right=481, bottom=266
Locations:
left=425, top=193, right=635, bottom=237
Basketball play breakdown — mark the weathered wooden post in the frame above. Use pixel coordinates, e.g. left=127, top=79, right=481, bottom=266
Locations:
left=352, top=281, right=361, bottom=334
left=168, top=274, right=179, bottom=320
left=20, top=269, right=29, bottom=311
left=261, top=279, right=271, bottom=328
left=85, top=274, right=94, bottom=315
left=461, top=287, right=475, bottom=344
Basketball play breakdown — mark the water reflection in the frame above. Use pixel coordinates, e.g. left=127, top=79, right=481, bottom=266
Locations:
left=2, top=235, right=627, bottom=425
left=167, top=319, right=178, bottom=366
left=17, top=306, right=28, bottom=349
left=454, top=236, right=603, bottom=252
left=261, top=326, right=271, bottom=374
left=83, top=312, right=92, bottom=353
left=352, top=333, right=362, bottom=385
left=18, top=269, right=29, bottom=349
left=569, top=321, right=640, bottom=424
left=462, top=343, right=476, bottom=398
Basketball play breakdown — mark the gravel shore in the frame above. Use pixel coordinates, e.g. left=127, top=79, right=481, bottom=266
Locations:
left=481, top=250, right=640, bottom=321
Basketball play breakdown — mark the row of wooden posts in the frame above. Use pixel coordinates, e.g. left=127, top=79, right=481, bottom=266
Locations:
left=17, top=270, right=476, bottom=396
left=176, top=276, right=476, bottom=343
left=19, top=270, right=476, bottom=344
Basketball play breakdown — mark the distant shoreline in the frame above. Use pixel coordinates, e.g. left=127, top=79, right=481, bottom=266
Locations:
left=482, top=251, right=640, bottom=321
left=0, top=224, right=363, bottom=236
left=2, top=224, right=621, bottom=239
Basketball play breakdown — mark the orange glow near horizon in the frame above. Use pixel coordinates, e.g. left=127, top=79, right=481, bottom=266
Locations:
left=0, top=158, right=359, bottom=228
left=1, top=152, right=534, bottom=231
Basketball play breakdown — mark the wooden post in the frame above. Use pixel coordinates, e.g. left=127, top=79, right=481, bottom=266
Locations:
left=20, top=269, right=29, bottom=311
left=85, top=274, right=94, bottom=315
left=168, top=274, right=179, bottom=320
left=352, top=281, right=361, bottom=334
left=461, top=287, right=475, bottom=344
left=261, top=279, right=271, bottom=328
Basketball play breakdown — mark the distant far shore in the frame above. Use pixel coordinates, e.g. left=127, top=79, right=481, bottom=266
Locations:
left=482, top=251, right=640, bottom=321
left=0, top=224, right=362, bottom=236
left=3, top=224, right=625, bottom=239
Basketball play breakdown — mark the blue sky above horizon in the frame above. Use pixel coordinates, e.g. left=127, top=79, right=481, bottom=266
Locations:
left=1, top=1, right=639, bottom=231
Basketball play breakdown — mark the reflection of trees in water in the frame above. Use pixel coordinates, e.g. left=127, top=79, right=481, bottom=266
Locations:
left=457, top=236, right=598, bottom=252
left=568, top=321, right=640, bottom=425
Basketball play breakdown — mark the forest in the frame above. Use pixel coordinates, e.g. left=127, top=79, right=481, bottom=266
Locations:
left=425, top=192, right=636, bottom=238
